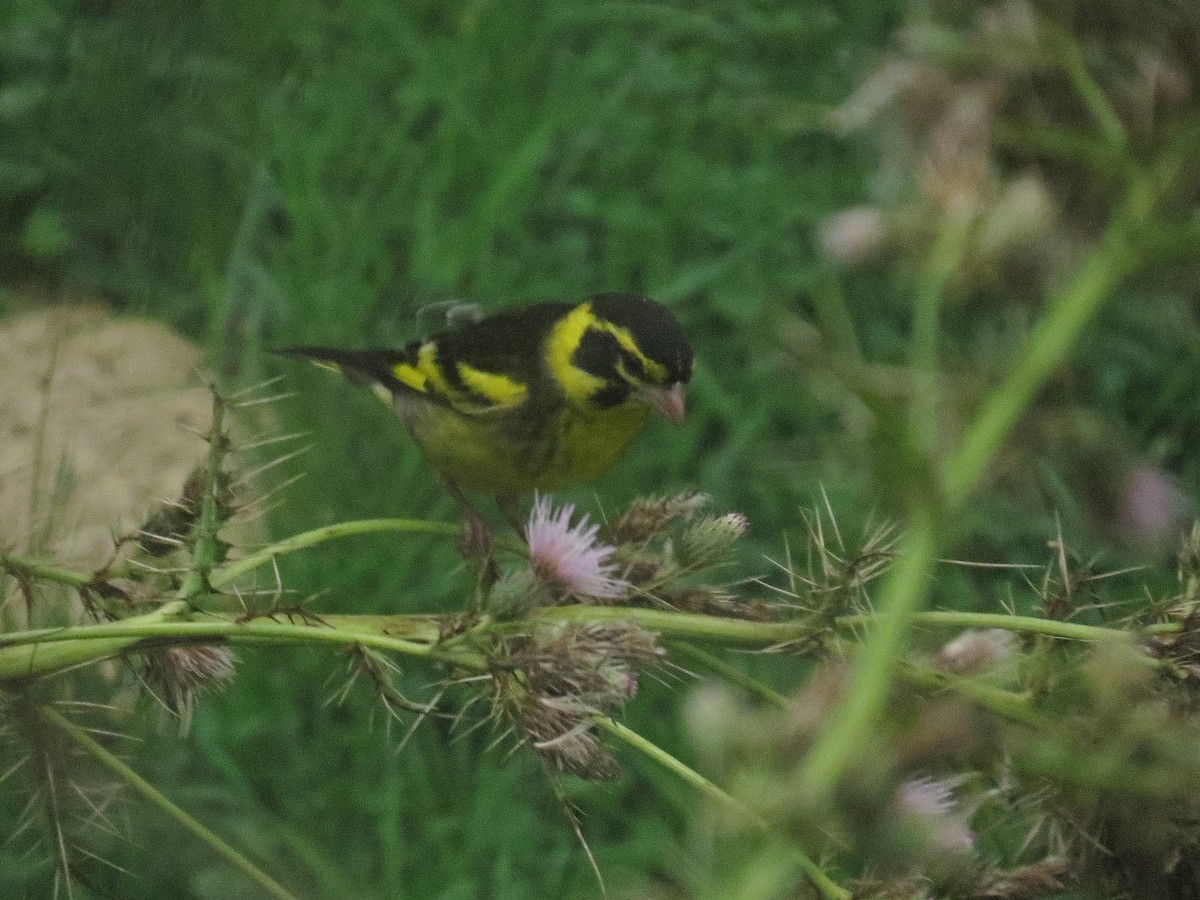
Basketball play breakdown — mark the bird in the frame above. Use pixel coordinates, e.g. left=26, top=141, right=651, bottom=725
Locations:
left=281, top=292, right=693, bottom=559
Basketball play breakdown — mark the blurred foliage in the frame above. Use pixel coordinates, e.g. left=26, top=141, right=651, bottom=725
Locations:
left=788, top=0, right=1200, bottom=571
left=2, top=0, right=1200, bottom=897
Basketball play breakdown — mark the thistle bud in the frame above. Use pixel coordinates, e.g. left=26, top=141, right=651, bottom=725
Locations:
left=677, top=512, right=749, bottom=568
left=487, top=567, right=552, bottom=619
left=612, top=491, right=711, bottom=543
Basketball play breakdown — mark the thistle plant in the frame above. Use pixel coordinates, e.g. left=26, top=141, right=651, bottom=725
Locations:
left=4, top=384, right=1200, bottom=899
left=4, top=2, right=1200, bottom=898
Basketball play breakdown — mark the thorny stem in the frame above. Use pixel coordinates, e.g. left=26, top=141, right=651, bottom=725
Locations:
left=0, top=600, right=188, bottom=682
left=522, top=605, right=810, bottom=644
left=853, top=609, right=1171, bottom=641
left=176, top=392, right=229, bottom=604
left=0, top=613, right=480, bottom=681
left=2, top=516, right=473, bottom=596
left=676, top=642, right=1044, bottom=727
left=0, top=553, right=91, bottom=589
left=39, top=705, right=299, bottom=900
left=795, top=172, right=1162, bottom=805
left=793, top=512, right=939, bottom=802
left=2, top=604, right=1174, bottom=684
left=597, top=717, right=850, bottom=900
left=900, top=665, right=1045, bottom=728
left=943, top=177, right=1152, bottom=507
left=211, top=519, right=469, bottom=588
left=670, top=642, right=789, bottom=709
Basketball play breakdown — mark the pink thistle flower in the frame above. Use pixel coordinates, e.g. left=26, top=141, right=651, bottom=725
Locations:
left=897, top=776, right=975, bottom=856
left=527, top=494, right=629, bottom=599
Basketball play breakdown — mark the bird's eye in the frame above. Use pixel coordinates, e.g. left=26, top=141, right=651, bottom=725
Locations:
left=572, top=328, right=623, bottom=380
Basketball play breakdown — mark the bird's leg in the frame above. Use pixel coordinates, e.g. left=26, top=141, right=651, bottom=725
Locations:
left=495, top=494, right=526, bottom=542
left=442, top=478, right=498, bottom=584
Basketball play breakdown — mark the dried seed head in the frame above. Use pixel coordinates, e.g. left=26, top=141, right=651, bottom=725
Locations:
left=135, top=461, right=236, bottom=557
left=676, top=512, right=749, bottom=568
left=493, top=622, right=662, bottom=779
left=896, top=776, right=975, bottom=856
left=1146, top=620, right=1200, bottom=683
left=143, top=644, right=236, bottom=732
left=818, top=206, right=889, bottom=265
left=933, top=629, right=1015, bottom=675
left=510, top=690, right=622, bottom=779
left=974, top=859, right=1067, bottom=898
left=611, top=490, right=711, bottom=543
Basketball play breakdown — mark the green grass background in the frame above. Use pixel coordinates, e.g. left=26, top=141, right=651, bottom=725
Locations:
left=3, top=0, right=1198, bottom=897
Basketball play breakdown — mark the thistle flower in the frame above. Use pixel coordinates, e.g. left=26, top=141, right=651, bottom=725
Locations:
left=527, top=494, right=628, bottom=600
left=1118, top=465, right=1187, bottom=545
left=896, top=776, right=975, bottom=856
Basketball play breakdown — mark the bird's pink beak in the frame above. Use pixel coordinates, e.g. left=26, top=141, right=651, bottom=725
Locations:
left=638, top=383, right=687, bottom=427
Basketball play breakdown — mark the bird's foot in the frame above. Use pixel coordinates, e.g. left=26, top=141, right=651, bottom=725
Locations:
left=459, top=510, right=499, bottom=589
left=496, top=494, right=527, bottom=543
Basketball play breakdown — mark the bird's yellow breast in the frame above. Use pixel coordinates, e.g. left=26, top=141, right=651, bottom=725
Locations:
left=396, top=394, right=649, bottom=494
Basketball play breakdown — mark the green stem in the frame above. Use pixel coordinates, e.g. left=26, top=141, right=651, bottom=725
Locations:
left=40, top=705, right=298, bottom=900
left=793, top=512, right=939, bottom=801
left=858, top=609, right=1157, bottom=641
left=1061, top=34, right=1127, bottom=150
left=900, top=665, right=1044, bottom=728
left=0, top=601, right=187, bottom=682
left=944, top=181, right=1149, bottom=507
left=4, top=600, right=1172, bottom=685
left=526, top=605, right=814, bottom=645
left=0, top=611, right=479, bottom=682
left=672, top=642, right=789, bottom=709
left=597, top=717, right=849, bottom=900
left=176, top=393, right=229, bottom=602
left=811, top=271, right=863, bottom=362
left=0, top=553, right=92, bottom=589
left=910, top=198, right=975, bottom=456
left=210, top=519, right=466, bottom=588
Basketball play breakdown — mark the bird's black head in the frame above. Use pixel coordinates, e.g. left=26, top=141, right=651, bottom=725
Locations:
left=586, top=292, right=693, bottom=387
left=551, top=292, right=692, bottom=422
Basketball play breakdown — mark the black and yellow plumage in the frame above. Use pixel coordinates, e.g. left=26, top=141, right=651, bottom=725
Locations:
left=282, top=292, right=692, bottom=517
